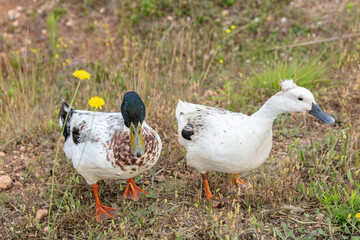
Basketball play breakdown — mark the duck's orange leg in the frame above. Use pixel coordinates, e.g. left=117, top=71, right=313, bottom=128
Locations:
left=201, top=173, right=220, bottom=207
left=123, top=178, right=149, bottom=200
left=91, top=184, right=115, bottom=223
left=229, top=174, right=249, bottom=187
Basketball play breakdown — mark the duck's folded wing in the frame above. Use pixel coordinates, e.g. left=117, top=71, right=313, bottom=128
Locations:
left=177, top=103, right=248, bottom=142
left=69, top=110, right=125, bottom=145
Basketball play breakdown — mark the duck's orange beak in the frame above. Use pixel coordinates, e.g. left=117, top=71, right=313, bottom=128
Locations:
left=130, top=122, right=145, bottom=157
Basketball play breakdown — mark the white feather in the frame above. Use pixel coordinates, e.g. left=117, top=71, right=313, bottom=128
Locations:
left=176, top=82, right=329, bottom=175
left=61, top=110, right=162, bottom=185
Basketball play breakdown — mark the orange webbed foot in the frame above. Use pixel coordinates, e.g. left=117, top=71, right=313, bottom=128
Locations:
left=123, top=178, right=149, bottom=200
left=95, top=204, right=116, bottom=222
left=230, top=174, right=251, bottom=192
left=92, top=183, right=117, bottom=223
left=201, top=173, right=224, bottom=207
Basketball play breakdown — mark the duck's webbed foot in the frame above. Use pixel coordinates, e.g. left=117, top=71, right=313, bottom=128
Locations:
left=229, top=174, right=251, bottom=192
left=123, top=178, right=149, bottom=200
left=201, top=173, right=224, bottom=207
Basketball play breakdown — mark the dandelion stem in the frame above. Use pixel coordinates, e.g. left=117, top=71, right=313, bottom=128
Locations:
left=47, top=80, right=82, bottom=239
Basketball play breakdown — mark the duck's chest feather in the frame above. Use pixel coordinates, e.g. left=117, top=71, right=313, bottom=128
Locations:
left=106, top=127, right=160, bottom=173
left=69, top=124, right=161, bottom=184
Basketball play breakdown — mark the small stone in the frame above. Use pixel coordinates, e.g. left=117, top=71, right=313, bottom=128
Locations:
left=0, top=152, right=5, bottom=157
left=16, top=6, right=23, bottom=12
left=35, top=209, right=48, bottom=222
left=155, top=175, right=166, bottom=182
left=8, top=10, right=15, bottom=21
left=14, top=12, right=21, bottom=19
left=99, top=7, right=105, bottom=13
left=143, top=180, right=151, bottom=185
left=19, top=146, right=25, bottom=153
left=12, top=20, right=19, bottom=27
left=0, top=175, right=12, bottom=190
left=14, top=181, right=23, bottom=188
left=316, top=213, right=325, bottom=222
left=66, top=19, right=73, bottom=27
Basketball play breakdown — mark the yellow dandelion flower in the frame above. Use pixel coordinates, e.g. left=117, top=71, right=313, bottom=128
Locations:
left=63, top=43, right=68, bottom=48
left=214, top=216, right=219, bottom=222
left=66, top=59, right=70, bottom=63
left=123, top=46, right=127, bottom=50
left=219, top=59, right=223, bottom=63
left=135, top=41, right=139, bottom=46
left=106, top=42, right=110, bottom=46
left=31, top=49, right=37, bottom=53
left=356, top=213, right=360, bottom=219
left=88, top=96, right=105, bottom=109
left=231, top=25, right=236, bottom=29
left=58, top=37, right=62, bottom=42
left=62, top=62, right=66, bottom=66
left=55, top=54, right=59, bottom=59
left=68, top=39, right=73, bottom=44
left=72, top=70, right=91, bottom=80
left=225, top=29, right=231, bottom=33
left=56, top=44, right=60, bottom=48
left=348, top=214, right=351, bottom=219
left=94, top=20, right=98, bottom=25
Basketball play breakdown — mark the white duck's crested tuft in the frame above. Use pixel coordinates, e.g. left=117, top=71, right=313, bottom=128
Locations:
left=281, top=79, right=297, bottom=92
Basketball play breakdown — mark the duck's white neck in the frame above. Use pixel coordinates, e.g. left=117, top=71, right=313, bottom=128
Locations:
left=251, top=94, right=285, bottom=123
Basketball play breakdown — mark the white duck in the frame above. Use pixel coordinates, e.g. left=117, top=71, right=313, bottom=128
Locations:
left=175, top=80, right=334, bottom=205
left=59, top=91, right=162, bottom=222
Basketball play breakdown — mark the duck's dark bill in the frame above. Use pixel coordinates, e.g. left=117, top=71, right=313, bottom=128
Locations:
left=130, top=122, right=145, bottom=157
left=309, top=103, right=335, bottom=124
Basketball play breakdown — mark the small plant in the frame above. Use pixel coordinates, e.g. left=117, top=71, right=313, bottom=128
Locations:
left=46, top=9, right=64, bottom=54
left=245, top=56, right=331, bottom=100
left=319, top=182, right=360, bottom=229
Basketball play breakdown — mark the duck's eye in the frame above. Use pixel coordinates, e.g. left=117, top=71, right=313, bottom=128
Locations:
left=298, top=97, right=303, bottom=101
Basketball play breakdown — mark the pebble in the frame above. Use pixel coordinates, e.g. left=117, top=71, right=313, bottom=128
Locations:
left=316, top=213, right=325, bottom=222
left=66, top=19, right=73, bottom=27
left=0, top=152, right=5, bottom=157
left=155, top=175, right=166, bottom=182
left=8, top=10, right=15, bottom=21
left=35, top=209, right=48, bottom=222
left=14, top=181, right=23, bottom=188
left=0, top=175, right=12, bottom=190
left=20, top=146, right=26, bottom=153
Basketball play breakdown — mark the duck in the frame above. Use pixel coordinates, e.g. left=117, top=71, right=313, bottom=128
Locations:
left=59, top=91, right=162, bottom=222
left=175, top=80, right=334, bottom=205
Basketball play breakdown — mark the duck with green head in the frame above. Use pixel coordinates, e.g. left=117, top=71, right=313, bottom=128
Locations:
left=59, top=91, right=162, bottom=222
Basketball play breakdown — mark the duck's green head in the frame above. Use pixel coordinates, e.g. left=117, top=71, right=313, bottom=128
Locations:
left=121, top=91, right=146, bottom=157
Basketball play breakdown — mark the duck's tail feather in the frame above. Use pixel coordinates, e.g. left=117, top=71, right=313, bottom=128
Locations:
left=59, top=99, right=74, bottom=140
